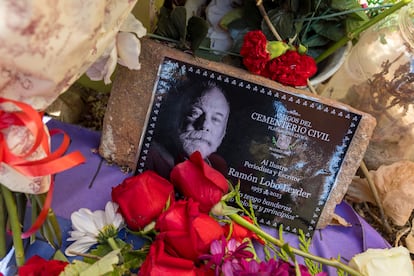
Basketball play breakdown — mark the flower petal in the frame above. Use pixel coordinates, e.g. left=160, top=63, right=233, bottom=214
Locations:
left=65, top=235, right=97, bottom=256
left=119, top=13, right=146, bottom=38
left=66, top=230, right=88, bottom=241
left=71, top=208, right=99, bottom=235
left=105, top=201, right=118, bottom=221
left=117, top=32, right=141, bottom=70
left=104, top=46, right=118, bottom=85
left=92, top=210, right=107, bottom=231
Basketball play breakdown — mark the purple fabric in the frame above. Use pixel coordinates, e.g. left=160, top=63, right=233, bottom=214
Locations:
left=47, top=119, right=133, bottom=218
left=254, top=201, right=390, bottom=275
left=46, top=119, right=390, bottom=275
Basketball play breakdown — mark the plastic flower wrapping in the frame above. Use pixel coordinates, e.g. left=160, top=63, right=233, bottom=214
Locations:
left=0, top=0, right=144, bottom=111
left=0, top=0, right=146, bottom=270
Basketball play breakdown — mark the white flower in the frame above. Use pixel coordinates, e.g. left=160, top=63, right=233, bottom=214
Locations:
left=65, top=201, right=124, bottom=256
left=349, top=246, right=414, bottom=276
left=86, top=13, right=147, bottom=84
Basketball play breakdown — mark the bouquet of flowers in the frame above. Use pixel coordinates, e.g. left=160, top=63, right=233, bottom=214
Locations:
left=15, top=151, right=414, bottom=276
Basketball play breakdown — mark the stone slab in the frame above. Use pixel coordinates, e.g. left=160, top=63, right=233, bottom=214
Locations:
left=99, top=37, right=376, bottom=229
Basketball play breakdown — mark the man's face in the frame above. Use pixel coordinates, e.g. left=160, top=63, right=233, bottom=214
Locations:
left=179, top=87, right=229, bottom=158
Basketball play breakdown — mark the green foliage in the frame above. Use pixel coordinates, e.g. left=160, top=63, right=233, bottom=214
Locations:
left=155, top=6, right=187, bottom=43
left=60, top=260, right=91, bottom=276
left=336, top=254, right=350, bottom=276
left=225, top=0, right=370, bottom=58
left=262, top=10, right=297, bottom=40
left=154, top=5, right=209, bottom=53
left=187, top=16, right=209, bottom=51
left=60, top=250, right=120, bottom=276
left=298, top=229, right=324, bottom=275
left=76, top=238, right=148, bottom=275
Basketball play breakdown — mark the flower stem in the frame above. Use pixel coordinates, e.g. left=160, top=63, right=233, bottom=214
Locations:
left=315, top=0, right=412, bottom=64
left=107, top=237, right=119, bottom=251
left=228, top=213, right=364, bottom=276
left=256, top=1, right=283, bottom=41
left=1, top=185, right=25, bottom=267
left=0, top=190, right=7, bottom=259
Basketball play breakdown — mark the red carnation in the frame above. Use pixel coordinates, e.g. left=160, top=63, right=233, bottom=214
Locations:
left=18, top=255, right=68, bottom=276
left=240, top=30, right=270, bottom=75
left=266, top=50, right=317, bottom=87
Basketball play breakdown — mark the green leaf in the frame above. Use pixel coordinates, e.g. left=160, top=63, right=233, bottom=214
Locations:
left=60, top=260, right=91, bottom=276
left=295, top=0, right=312, bottom=15
left=281, top=243, right=296, bottom=262
left=311, top=21, right=345, bottom=41
left=171, top=6, right=187, bottom=42
left=331, top=0, right=360, bottom=11
left=85, top=243, right=113, bottom=263
left=263, top=9, right=296, bottom=41
left=155, top=7, right=179, bottom=39
left=155, top=6, right=187, bottom=42
left=122, top=248, right=149, bottom=271
left=53, top=249, right=68, bottom=262
left=345, top=16, right=368, bottom=33
left=187, top=16, right=209, bottom=52
left=79, top=249, right=120, bottom=276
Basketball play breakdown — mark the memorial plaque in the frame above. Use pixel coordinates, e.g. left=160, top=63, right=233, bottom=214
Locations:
left=132, top=55, right=374, bottom=238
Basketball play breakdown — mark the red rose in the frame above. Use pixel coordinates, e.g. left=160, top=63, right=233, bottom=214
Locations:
left=240, top=30, right=270, bottom=75
left=170, top=151, right=228, bottom=213
left=111, top=170, right=175, bottom=230
left=18, top=255, right=68, bottom=276
left=266, top=50, right=317, bottom=87
left=139, top=234, right=206, bottom=276
left=155, top=199, right=224, bottom=261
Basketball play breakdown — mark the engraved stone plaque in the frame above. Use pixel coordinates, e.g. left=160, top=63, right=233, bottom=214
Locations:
left=100, top=38, right=376, bottom=236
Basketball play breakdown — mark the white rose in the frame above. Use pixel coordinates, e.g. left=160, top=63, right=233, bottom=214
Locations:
left=349, top=246, right=414, bottom=276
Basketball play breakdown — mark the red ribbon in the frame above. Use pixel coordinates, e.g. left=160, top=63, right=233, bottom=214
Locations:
left=0, top=97, right=86, bottom=238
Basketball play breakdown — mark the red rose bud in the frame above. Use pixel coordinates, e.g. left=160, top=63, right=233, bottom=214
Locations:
left=139, top=233, right=204, bottom=276
left=112, top=171, right=175, bottom=231
left=18, top=255, right=68, bottom=276
left=170, top=151, right=229, bottom=213
left=156, top=199, right=224, bottom=261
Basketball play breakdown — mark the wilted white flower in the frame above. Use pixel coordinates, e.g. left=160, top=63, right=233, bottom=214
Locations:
left=86, top=13, right=147, bottom=84
left=65, top=201, right=124, bottom=256
left=349, top=246, right=414, bottom=276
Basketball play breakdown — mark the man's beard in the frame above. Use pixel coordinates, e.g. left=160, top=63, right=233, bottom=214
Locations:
left=179, top=130, right=221, bottom=158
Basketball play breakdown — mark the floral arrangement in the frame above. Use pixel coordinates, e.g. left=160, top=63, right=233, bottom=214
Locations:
left=148, top=0, right=411, bottom=88
left=2, top=1, right=414, bottom=276
left=14, top=152, right=414, bottom=276
left=239, top=30, right=317, bottom=87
